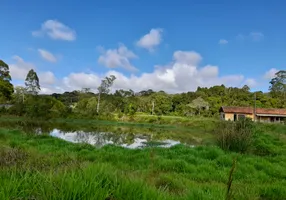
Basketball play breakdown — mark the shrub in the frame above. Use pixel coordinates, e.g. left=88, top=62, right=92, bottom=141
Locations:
left=216, top=118, right=254, bottom=153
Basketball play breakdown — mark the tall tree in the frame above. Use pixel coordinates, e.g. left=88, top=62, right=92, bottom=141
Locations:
left=269, top=70, right=286, bottom=99
left=97, top=75, right=116, bottom=113
left=0, top=60, right=14, bottom=101
left=25, top=69, right=41, bottom=95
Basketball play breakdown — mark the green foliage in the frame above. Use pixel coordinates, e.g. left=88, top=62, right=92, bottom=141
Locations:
left=269, top=70, right=286, bottom=98
left=0, top=60, right=14, bottom=101
left=0, top=60, right=12, bottom=81
left=8, top=102, right=26, bottom=116
left=188, top=97, right=209, bottom=116
left=216, top=118, right=255, bottom=153
left=23, top=96, right=68, bottom=119
left=25, top=69, right=40, bottom=95
left=74, top=97, right=97, bottom=117
left=12, top=86, right=26, bottom=103
left=151, top=91, right=173, bottom=115
left=0, top=80, right=14, bottom=102
left=5, top=75, right=286, bottom=119
left=124, top=103, right=137, bottom=116
left=97, top=75, right=116, bottom=114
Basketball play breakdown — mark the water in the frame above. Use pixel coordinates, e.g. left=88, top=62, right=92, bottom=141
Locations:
left=0, top=120, right=209, bottom=148
left=50, top=129, right=181, bottom=149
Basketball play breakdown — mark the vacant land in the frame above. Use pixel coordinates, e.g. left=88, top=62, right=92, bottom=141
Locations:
left=0, top=120, right=286, bottom=200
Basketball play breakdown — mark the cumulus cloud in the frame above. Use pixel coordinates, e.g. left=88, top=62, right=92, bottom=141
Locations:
left=63, top=72, right=101, bottom=90
left=32, top=20, right=76, bottom=41
left=249, top=32, right=264, bottom=41
left=11, top=51, right=253, bottom=94
left=61, top=50, right=248, bottom=94
left=40, top=86, right=65, bottom=94
left=173, top=51, right=202, bottom=65
left=38, top=49, right=57, bottom=62
left=219, top=39, right=228, bottom=45
left=9, top=56, right=35, bottom=80
left=136, top=28, right=163, bottom=51
left=98, top=44, right=138, bottom=71
left=264, top=68, right=278, bottom=79
left=38, top=71, right=56, bottom=85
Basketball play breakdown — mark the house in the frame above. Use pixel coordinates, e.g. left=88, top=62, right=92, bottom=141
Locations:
left=220, top=106, right=286, bottom=123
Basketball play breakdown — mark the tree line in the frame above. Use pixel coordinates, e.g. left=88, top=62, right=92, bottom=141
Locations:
left=0, top=59, right=285, bottom=119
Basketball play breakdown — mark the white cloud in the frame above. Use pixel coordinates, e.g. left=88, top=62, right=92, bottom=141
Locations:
left=32, top=20, right=76, bottom=41
left=38, top=49, right=57, bottom=62
left=136, top=28, right=163, bottom=51
left=219, top=39, right=228, bottom=45
left=244, top=78, right=257, bottom=87
left=61, top=50, right=248, bottom=94
left=39, top=71, right=56, bottom=85
left=9, top=56, right=35, bottom=80
left=173, top=51, right=202, bottom=65
left=249, top=32, right=264, bottom=41
left=10, top=51, right=252, bottom=95
left=264, top=68, right=278, bottom=79
left=40, top=86, right=64, bottom=94
left=63, top=72, right=101, bottom=90
left=98, top=44, right=138, bottom=71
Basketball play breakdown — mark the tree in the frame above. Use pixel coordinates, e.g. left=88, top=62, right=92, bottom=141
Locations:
left=25, top=96, right=67, bottom=119
left=0, top=60, right=14, bottom=101
left=25, top=69, right=40, bottom=95
left=269, top=70, right=286, bottom=99
left=150, top=92, right=173, bottom=115
left=13, top=86, right=27, bottom=103
left=188, top=97, right=209, bottom=115
left=97, top=75, right=116, bottom=113
left=242, top=85, right=250, bottom=92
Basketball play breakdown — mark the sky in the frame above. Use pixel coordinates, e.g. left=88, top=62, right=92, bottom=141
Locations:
left=1, top=0, right=285, bottom=94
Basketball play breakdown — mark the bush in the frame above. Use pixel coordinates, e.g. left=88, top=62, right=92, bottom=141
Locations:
left=8, top=103, right=25, bottom=116
left=216, top=118, right=254, bottom=153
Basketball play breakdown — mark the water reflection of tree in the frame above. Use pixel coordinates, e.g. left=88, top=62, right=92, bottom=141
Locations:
left=71, top=131, right=137, bottom=147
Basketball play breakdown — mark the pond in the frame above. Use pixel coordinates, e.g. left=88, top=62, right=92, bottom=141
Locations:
left=0, top=119, right=214, bottom=148
left=50, top=129, right=181, bottom=149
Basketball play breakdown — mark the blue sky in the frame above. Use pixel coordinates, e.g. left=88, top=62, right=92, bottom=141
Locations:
left=1, top=0, right=285, bottom=93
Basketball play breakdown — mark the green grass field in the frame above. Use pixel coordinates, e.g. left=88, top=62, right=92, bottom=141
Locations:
left=1, top=119, right=286, bottom=200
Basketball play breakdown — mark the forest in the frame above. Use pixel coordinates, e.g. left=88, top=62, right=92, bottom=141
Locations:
left=0, top=59, right=285, bottom=120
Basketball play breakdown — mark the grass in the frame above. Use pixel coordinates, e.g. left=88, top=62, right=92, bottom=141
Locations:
left=216, top=119, right=254, bottom=153
left=1, top=121, right=286, bottom=200
left=0, top=114, right=218, bottom=128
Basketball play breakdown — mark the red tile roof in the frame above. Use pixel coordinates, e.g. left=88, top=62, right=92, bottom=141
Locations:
left=221, top=106, right=286, bottom=116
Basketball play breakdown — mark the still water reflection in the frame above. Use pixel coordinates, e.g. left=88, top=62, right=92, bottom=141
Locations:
left=50, top=129, right=181, bottom=149
left=0, top=120, right=207, bottom=148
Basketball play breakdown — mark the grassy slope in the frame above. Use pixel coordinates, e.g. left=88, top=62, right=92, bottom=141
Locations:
left=1, top=122, right=286, bottom=200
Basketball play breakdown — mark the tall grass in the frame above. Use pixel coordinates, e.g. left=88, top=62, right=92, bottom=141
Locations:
left=1, top=122, right=286, bottom=199
left=216, top=119, right=254, bottom=153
